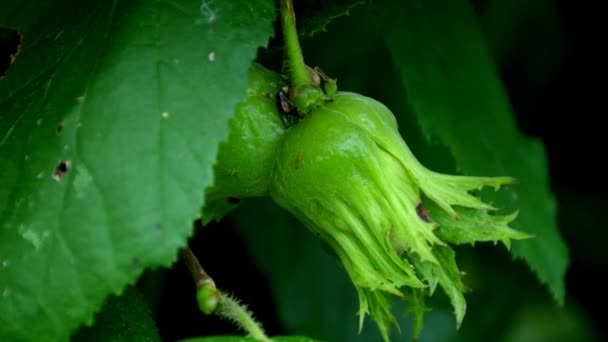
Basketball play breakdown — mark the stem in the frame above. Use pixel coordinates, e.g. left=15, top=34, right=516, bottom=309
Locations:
left=181, top=247, right=269, bottom=341
left=280, top=0, right=310, bottom=87
left=180, top=247, right=215, bottom=289
left=217, top=294, right=270, bottom=342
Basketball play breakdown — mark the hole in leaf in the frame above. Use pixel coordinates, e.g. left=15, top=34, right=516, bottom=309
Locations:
left=52, top=160, right=71, bottom=182
left=56, top=122, right=64, bottom=136
left=226, top=197, right=240, bottom=204
left=0, top=26, right=21, bottom=79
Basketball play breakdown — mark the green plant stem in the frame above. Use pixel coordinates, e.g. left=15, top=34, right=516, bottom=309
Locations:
left=217, top=294, right=270, bottom=342
left=280, top=0, right=310, bottom=87
left=181, top=247, right=269, bottom=340
left=180, top=247, right=215, bottom=289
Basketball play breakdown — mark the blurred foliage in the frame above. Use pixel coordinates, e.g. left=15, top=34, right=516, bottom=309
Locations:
left=295, top=0, right=366, bottom=37
left=180, top=337, right=318, bottom=342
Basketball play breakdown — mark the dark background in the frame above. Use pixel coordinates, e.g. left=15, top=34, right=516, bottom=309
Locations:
left=480, top=0, right=606, bottom=337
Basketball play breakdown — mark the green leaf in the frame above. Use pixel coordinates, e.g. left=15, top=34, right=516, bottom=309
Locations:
left=297, top=0, right=367, bottom=37
left=179, top=336, right=318, bottom=342
left=72, top=286, right=160, bottom=342
left=478, top=0, right=563, bottom=67
left=382, top=0, right=568, bottom=303
left=0, top=1, right=275, bottom=341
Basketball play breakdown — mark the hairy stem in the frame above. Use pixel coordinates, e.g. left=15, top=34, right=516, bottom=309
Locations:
left=181, top=247, right=269, bottom=341
left=280, top=0, right=310, bottom=87
left=216, top=294, right=270, bottom=342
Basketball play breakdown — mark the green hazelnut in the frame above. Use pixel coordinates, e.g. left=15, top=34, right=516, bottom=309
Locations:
left=269, top=91, right=530, bottom=340
left=202, top=64, right=286, bottom=223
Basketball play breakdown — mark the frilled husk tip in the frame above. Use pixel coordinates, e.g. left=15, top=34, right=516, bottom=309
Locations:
left=269, top=92, right=531, bottom=341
